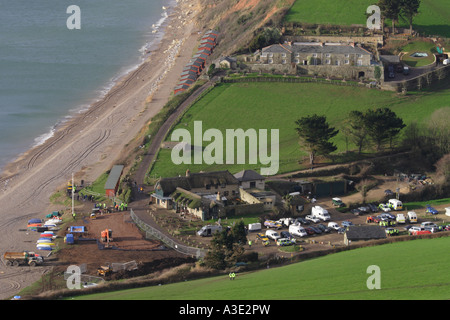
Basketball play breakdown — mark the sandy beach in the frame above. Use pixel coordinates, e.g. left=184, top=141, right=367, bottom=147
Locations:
left=0, top=0, right=204, bottom=299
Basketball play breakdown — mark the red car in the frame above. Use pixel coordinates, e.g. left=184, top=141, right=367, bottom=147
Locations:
left=411, top=230, right=432, bottom=236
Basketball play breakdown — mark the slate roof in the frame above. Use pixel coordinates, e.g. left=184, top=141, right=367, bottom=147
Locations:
left=104, top=165, right=124, bottom=190
left=345, top=225, right=387, bottom=241
left=156, top=171, right=239, bottom=196
left=234, top=169, right=266, bottom=182
left=262, top=43, right=372, bottom=56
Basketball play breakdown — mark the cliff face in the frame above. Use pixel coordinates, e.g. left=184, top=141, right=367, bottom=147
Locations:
left=196, top=0, right=295, bottom=57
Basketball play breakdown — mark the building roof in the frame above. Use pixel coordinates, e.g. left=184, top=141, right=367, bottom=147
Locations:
left=262, top=43, right=372, bottom=56
left=345, top=225, right=387, bottom=241
left=234, top=169, right=266, bottom=182
left=379, top=55, right=401, bottom=64
left=104, top=165, right=124, bottom=190
left=156, top=170, right=239, bottom=197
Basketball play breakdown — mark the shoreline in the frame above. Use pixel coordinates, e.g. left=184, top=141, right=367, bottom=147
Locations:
left=0, top=1, right=174, bottom=176
left=0, top=0, right=204, bottom=300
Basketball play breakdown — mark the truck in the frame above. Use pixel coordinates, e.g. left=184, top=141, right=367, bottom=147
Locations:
left=197, top=225, right=222, bottom=237
left=3, top=251, right=44, bottom=267
left=311, top=206, right=331, bottom=221
left=289, top=224, right=307, bottom=237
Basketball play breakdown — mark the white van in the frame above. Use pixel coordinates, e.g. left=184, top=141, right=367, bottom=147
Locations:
left=289, top=224, right=307, bottom=237
left=396, top=213, right=406, bottom=224
left=265, top=229, right=281, bottom=241
left=388, top=199, right=403, bottom=211
left=311, top=206, right=331, bottom=221
left=407, top=211, right=417, bottom=223
left=197, top=225, right=222, bottom=237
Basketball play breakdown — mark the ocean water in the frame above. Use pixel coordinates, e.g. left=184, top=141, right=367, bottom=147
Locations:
left=0, top=0, right=172, bottom=171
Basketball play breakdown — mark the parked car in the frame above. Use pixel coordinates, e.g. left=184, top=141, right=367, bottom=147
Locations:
left=317, top=224, right=331, bottom=233
left=337, top=227, right=347, bottom=234
left=378, top=204, right=391, bottom=212
left=276, top=238, right=296, bottom=246
left=421, top=221, right=437, bottom=228
left=304, top=227, right=315, bottom=235
left=305, top=215, right=320, bottom=223
left=309, top=226, right=322, bottom=234
left=342, top=221, right=353, bottom=227
left=351, top=208, right=361, bottom=216
left=396, top=64, right=403, bottom=73
left=425, top=205, right=438, bottom=215
left=368, top=203, right=378, bottom=213
left=403, top=66, right=410, bottom=75
left=358, top=206, right=370, bottom=214
left=328, top=222, right=340, bottom=231
left=280, top=231, right=293, bottom=239
left=265, top=229, right=281, bottom=241
left=384, top=189, right=394, bottom=196
left=332, top=197, right=345, bottom=207
left=256, top=233, right=269, bottom=242
left=424, top=226, right=441, bottom=233
left=295, top=217, right=310, bottom=225
left=388, top=65, right=395, bottom=78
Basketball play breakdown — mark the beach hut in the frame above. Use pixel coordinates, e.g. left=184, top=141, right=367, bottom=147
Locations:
left=104, top=165, right=124, bottom=197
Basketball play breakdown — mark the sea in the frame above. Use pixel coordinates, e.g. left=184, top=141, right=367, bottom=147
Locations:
left=0, top=0, right=173, bottom=172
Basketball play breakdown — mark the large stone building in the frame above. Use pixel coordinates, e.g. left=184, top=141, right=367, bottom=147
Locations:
left=245, top=41, right=381, bottom=80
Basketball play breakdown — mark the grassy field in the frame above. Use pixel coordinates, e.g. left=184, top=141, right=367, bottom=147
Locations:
left=72, top=236, right=450, bottom=300
left=284, top=0, right=450, bottom=37
left=149, top=80, right=450, bottom=178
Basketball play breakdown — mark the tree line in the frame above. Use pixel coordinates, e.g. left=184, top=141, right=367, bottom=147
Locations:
left=295, top=108, right=406, bottom=165
left=377, top=0, right=421, bottom=34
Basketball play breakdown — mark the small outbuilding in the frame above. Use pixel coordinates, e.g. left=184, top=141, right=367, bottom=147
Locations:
left=344, top=225, right=386, bottom=246
left=104, top=165, right=124, bottom=197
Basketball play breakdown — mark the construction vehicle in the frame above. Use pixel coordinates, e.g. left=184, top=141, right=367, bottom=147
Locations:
left=97, top=265, right=112, bottom=277
left=3, top=251, right=44, bottom=267
left=100, top=229, right=113, bottom=247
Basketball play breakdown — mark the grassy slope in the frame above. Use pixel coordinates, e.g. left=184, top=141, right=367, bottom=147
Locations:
left=73, top=236, right=450, bottom=300
left=284, top=0, right=450, bottom=37
left=149, top=80, right=450, bottom=178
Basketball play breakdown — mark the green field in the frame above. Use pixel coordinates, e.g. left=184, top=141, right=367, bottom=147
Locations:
left=284, top=0, right=450, bottom=37
left=149, top=80, right=450, bottom=178
left=72, top=236, right=450, bottom=300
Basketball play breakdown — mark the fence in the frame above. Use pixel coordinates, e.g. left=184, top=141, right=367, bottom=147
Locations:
left=130, top=209, right=206, bottom=259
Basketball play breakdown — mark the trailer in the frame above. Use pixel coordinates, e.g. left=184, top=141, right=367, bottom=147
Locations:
left=3, top=251, right=44, bottom=267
